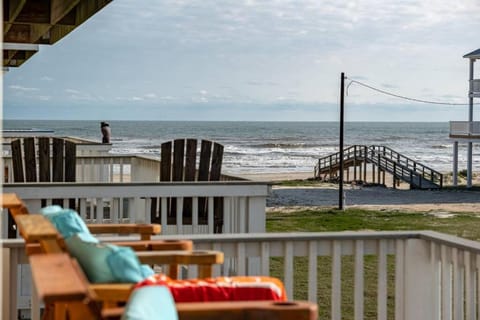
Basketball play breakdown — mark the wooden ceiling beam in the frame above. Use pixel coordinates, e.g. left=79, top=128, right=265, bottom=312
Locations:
left=3, top=23, right=31, bottom=43
left=15, top=0, right=50, bottom=24
left=2, top=0, right=113, bottom=67
left=75, top=0, right=112, bottom=26
left=4, top=0, right=27, bottom=34
left=50, top=0, right=80, bottom=25
left=3, top=23, right=51, bottom=43
left=3, top=49, right=18, bottom=66
left=30, top=23, right=52, bottom=43
left=3, top=50, right=35, bottom=67
left=49, top=0, right=112, bottom=44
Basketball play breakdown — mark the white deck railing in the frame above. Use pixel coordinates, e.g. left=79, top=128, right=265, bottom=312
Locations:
left=2, top=154, right=244, bottom=183
left=2, top=182, right=269, bottom=236
left=3, top=231, right=480, bottom=320
left=450, top=121, right=480, bottom=137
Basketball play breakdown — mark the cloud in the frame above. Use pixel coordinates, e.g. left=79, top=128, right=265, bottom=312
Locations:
left=9, top=85, right=39, bottom=91
left=3, top=0, right=477, bottom=120
left=144, top=93, right=157, bottom=99
left=159, top=96, right=175, bottom=100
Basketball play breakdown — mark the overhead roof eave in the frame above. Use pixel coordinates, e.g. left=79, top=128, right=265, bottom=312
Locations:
left=3, top=42, right=39, bottom=68
left=463, top=48, right=480, bottom=60
left=2, top=0, right=113, bottom=68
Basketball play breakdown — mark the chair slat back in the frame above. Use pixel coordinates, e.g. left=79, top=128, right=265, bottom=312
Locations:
left=8, top=137, right=77, bottom=237
left=10, top=137, right=76, bottom=183
left=184, top=139, right=197, bottom=181
left=197, top=140, right=212, bottom=181
left=152, top=139, right=224, bottom=232
left=24, top=137, right=37, bottom=182
left=38, top=137, right=51, bottom=182
left=11, top=139, right=24, bottom=182
left=52, top=138, right=65, bottom=182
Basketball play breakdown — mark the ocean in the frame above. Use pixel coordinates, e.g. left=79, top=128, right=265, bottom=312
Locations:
left=3, top=120, right=479, bottom=174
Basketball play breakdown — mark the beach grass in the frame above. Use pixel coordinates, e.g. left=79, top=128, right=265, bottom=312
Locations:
left=266, top=208, right=480, bottom=319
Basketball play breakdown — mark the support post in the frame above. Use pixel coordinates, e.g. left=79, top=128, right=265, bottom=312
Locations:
left=467, top=59, right=474, bottom=189
left=467, top=142, right=473, bottom=188
left=453, top=141, right=458, bottom=186
left=339, top=72, right=345, bottom=210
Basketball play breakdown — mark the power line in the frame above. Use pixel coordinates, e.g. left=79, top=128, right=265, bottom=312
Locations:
left=345, top=77, right=476, bottom=106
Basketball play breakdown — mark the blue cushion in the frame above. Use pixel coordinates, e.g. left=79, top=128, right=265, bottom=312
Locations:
left=121, top=286, right=178, bottom=320
left=65, top=234, right=154, bottom=283
left=40, top=206, right=97, bottom=242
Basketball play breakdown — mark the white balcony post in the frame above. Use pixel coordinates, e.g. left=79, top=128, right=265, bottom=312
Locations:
left=404, top=239, right=435, bottom=320
left=453, top=141, right=458, bottom=186
left=467, top=142, right=473, bottom=188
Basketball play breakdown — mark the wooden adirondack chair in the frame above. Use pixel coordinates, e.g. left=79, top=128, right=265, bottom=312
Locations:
left=14, top=213, right=224, bottom=310
left=10, top=200, right=316, bottom=320
left=8, top=137, right=76, bottom=238
left=29, top=253, right=318, bottom=320
left=2, top=193, right=193, bottom=262
left=151, top=139, right=224, bottom=233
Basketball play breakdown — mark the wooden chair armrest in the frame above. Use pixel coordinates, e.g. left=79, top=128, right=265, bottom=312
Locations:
left=89, top=284, right=134, bottom=303
left=136, top=250, right=224, bottom=266
left=87, top=224, right=161, bottom=240
left=136, top=250, right=224, bottom=278
left=29, top=253, right=89, bottom=303
left=176, top=301, right=318, bottom=320
left=14, top=215, right=58, bottom=242
left=1, top=193, right=29, bottom=216
left=111, top=239, right=193, bottom=251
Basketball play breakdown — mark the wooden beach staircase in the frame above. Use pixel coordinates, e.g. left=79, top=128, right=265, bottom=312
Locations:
left=314, top=145, right=443, bottom=189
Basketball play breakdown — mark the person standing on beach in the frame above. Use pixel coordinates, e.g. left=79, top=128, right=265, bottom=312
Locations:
left=101, top=122, right=111, bottom=143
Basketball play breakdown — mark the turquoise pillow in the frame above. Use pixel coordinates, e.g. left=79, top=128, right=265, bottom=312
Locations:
left=121, top=286, right=178, bottom=320
left=40, top=206, right=97, bottom=242
left=65, top=234, right=154, bottom=283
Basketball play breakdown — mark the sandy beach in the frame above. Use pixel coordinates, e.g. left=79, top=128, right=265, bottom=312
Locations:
left=237, top=171, right=480, bottom=213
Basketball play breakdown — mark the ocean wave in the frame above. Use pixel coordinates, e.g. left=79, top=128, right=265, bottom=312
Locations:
left=249, top=143, right=321, bottom=149
left=431, top=144, right=450, bottom=149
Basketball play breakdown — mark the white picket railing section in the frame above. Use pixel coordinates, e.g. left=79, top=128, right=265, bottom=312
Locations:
left=2, top=182, right=270, bottom=236
left=3, top=231, right=480, bottom=320
left=450, top=121, right=480, bottom=137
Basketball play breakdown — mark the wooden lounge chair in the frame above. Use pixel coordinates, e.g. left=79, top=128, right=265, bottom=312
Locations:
left=29, top=252, right=318, bottom=320
left=2, top=193, right=199, bottom=277
left=14, top=213, right=224, bottom=310
left=15, top=214, right=309, bottom=319
left=151, top=139, right=224, bottom=232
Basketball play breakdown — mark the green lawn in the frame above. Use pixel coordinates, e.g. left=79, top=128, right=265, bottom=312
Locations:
left=265, top=207, right=480, bottom=319
left=267, top=207, right=480, bottom=240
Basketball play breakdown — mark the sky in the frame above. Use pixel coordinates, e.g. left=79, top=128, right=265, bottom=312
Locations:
left=3, top=0, right=480, bottom=121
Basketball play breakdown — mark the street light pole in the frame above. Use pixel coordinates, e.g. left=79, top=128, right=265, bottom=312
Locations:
left=339, top=72, right=345, bottom=210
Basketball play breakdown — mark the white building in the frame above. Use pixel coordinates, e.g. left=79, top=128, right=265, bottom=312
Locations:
left=450, top=48, right=480, bottom=187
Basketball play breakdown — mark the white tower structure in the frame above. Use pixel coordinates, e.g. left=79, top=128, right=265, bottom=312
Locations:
left=450, top=48, right=480, bottom=188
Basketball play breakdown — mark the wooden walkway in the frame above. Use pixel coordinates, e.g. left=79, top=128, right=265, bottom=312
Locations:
left=314, top=145, right=443, bottom=189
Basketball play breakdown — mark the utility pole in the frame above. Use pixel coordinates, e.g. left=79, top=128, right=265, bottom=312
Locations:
left=339, top=72, right=345, bottom=210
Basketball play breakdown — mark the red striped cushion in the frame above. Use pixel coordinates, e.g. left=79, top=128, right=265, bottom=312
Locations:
left=135, top=274, right=287, bottom=302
